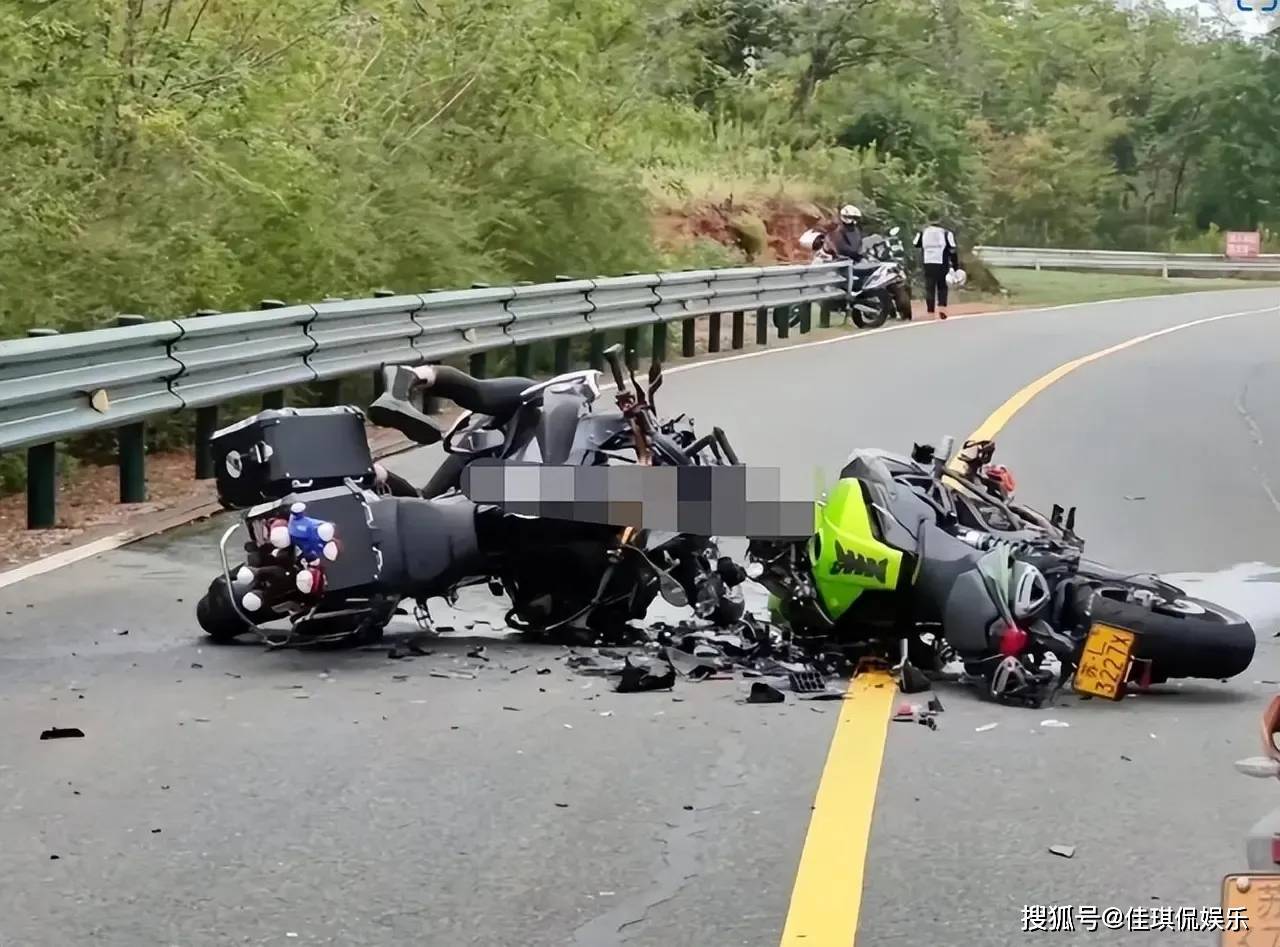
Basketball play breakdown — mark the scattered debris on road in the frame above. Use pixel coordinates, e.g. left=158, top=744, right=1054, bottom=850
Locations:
left=40, top=727, right=84, bottom=740
left=1040, top=719, right=1070, bottom=728
left=1049, top=844, right=1076, bottom=859
left=975, top=723, right=998, bottom=733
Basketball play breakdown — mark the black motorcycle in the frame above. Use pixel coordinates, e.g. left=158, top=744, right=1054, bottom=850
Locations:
left=195, top=345, right=747, bottom=647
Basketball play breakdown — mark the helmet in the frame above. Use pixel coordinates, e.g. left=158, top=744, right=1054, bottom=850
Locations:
left=981, top=463, right=1016, bottom=498
left=839, top=204, right=862, bottom=224
left=1010, top=560, right=1050, bottom=621
left=945, top=268, right=967, bottom=288
left=799, top=228, right=824, bottom=251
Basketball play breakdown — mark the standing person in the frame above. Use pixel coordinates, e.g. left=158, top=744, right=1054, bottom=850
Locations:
left=913, top=218, right=959, bottom=319
left=830, top=205, right=865, bottom=262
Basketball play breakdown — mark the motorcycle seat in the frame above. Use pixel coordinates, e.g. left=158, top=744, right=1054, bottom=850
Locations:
left=851, top=259, right=882, bottom=273
left=416, top=365, right=535, bottom=421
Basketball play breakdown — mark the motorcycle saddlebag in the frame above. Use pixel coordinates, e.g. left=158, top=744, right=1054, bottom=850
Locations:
left=243, top=484, right=384, bottom=597
left=211, top=407, right=374, bottom=509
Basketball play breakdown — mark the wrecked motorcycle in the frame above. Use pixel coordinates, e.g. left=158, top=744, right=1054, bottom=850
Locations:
left=745, top=436, right=1256, bottom=706
left=195, top=344, right=747, bottom=647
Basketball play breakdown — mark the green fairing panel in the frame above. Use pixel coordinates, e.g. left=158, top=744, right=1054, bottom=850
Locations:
left=810, top=478, right=903, bottom=620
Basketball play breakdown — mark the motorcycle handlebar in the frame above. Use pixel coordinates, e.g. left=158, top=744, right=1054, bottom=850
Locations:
left=602, top=343, right=628, bottom=391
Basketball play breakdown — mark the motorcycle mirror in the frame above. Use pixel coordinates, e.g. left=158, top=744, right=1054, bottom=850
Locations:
left=657, top=571, right=688, bottom=607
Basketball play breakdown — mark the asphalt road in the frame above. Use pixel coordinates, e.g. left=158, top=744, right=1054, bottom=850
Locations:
left=2, top=287, right=1279, bottom=947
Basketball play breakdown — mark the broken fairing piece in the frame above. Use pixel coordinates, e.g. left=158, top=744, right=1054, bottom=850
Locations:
left=616, top=657, right=676, bottom=693
left=1049, top=844, right=1076, bottom=859
left=975, top=723, right=998, bottom=733
left=788, top=670, right=828, bottom=694
left=747, top=682, right=786, bottom=704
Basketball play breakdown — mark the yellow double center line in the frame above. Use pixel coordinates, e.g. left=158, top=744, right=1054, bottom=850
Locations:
left=777, top=304, right=1277, bottom=946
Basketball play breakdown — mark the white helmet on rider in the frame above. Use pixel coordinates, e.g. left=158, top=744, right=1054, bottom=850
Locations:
left=839, top=204, right=862, bottom=225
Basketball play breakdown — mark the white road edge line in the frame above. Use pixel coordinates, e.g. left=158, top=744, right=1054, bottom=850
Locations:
left=1, top=285, right=1274, bottom=590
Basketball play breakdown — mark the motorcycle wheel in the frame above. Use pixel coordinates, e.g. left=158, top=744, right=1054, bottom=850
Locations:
left=1085, top=588, right=1256, bottom=682
left=851, top=296, right=889, bottom=330
left=196, top=575, right=258, bottom=643
left=893, top=284, right=913, bottom=321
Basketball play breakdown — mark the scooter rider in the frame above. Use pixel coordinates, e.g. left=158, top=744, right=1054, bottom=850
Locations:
left=830, top=205, right=865, bottom=262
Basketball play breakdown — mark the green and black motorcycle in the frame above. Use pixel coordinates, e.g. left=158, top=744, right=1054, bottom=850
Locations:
left=745, top=437, right=1255, bottom=707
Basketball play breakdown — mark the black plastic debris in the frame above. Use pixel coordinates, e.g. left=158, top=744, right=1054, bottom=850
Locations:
left=747, top=682, right=786, bottom=704
left=536, top=668, right=552, bottom=675
left=928, top=696, right=945, bottom=714
left=406, top=638, right=435, bottom=657
left=387, top=645, right=408, bottom=660
left=502, top=706, right=521, bottom=712
left=116, top=630, right=129, bottom=636
left=616, top=657, right=676, bottom=693
left=40, top=728, right=84, bottom=741
left=50, top=854, right=60, bottom=860
left=467, top=646, right=490, bottom=662
left=191, top=663, right=203, bottom=669
left=555, top=803, right=569, bottom=808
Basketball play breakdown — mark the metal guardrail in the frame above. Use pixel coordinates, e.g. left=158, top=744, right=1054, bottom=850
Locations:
left=976, top=245, right=1280, bottom=276
left=0, top=262, right=851, bottom=528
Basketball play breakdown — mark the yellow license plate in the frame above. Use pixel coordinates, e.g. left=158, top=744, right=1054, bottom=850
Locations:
left=1222, top=874, right=1280, bottom=944
left=1073, top=622, right=1136, bottom=700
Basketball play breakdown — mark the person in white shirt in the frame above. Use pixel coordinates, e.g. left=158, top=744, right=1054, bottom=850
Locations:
left=912, top=220, right=959, bottom=319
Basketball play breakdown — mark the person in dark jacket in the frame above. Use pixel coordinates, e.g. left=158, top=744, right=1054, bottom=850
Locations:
left=830, top=204, right=865, bottom=261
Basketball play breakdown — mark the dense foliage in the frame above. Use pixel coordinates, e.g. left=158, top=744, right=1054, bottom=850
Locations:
left=1, top=0, right=1276, bottom=335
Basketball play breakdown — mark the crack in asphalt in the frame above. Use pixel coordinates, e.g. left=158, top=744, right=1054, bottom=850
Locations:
left=569, top=737, right=748, bottom=947
left=1234, top=372, right=1280, bottom=517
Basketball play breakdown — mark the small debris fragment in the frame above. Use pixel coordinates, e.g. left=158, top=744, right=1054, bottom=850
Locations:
left=927, top=696, right=945, bottom=713
left=116, top=630, right=129, bottom=636
left=616, top=656, right=676, bottom=693
left=1123, top=495, right=1146, bottom=501
left=555, top=803, right=569, bottom=808
left=1040, top=719, right=1070, bottom=728
left=50, top=854, right=60, bottom=860
left=387, top=645, right=408, bottom=660
left=509, top=666, right=529, bottom=675
left=151, top=828, right=162, bottom=834
left=392, top=674, right=410, bottom=682
left=467, top=646, right=489, bottom=662
left=194, top=717, right=212, bottom=724
left=190, top=663, right=203, bottom=670
left=502, top=706, right=521, bottom=712
left=563, top=724, right=574, bottom=730
left=747, top=682, right=786, bottom=704
left=224, top=672, right=241, bottom=679
left=683, top=805, right=694, bottom=811
left=406, top=638, right=434, bottom=656
left=975, top=723, right=998, bottom=733
left=40, top=728, right=84, bottom=741
left=599, top=711, right=613, bottom=717
left=1150, top=733, right=1158, bottom=739
left=1120, top=755, right=1132, bottom=762
left=536, top=668, right=552, bottom=676
left=1049, top=844, right=1076, bottom=859
left=294, top=694, right=310, bottom=700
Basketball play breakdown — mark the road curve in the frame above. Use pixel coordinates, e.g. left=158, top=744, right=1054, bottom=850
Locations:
left=0, top=286, right=1277, bottom=947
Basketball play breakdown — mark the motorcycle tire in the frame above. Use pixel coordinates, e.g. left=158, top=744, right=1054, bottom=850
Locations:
left=851, top=297, right=889, bottom=330
left=196, top=575, right=258, bottom=643
left=1085, top=589, right=1255, bottom=682
left=893, top=284, right=913, bottom=321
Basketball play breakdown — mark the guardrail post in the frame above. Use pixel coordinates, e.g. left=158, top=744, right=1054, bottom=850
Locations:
left=195, top=407, right=218, bottom=479
left=554, top=339, right=571, bottom=374
left=819, top=301, right=832, bottom=329
left=27, top=443, right=56, bottom=530
left=776, top=306, right=791, bottom=340
left=259, top=299, right=287, bottom=409
left=624, top=328, right=640, bottom=369
left=590, top=334, right=606, bottom=372
left=755, top=308, right=768, bottom=346
left=731, top=312, right=745, bottom=349
left=469, top=352, right=488, bottom=378
left=515, top=346, right=532, bottom=377
left=319, top=379, right=342, bottom=404
left=25, top=327, right=59, bottom=528
left=799, top=303, right=812, bottom=335
left=682, top=318, right=696, bottom=358
left=113, top=315, right=149, bottom=503
left=652, top=323, right=668, bottom=362
left=1161, top=262, right=1169, bottom=280
left=708, top=312, right=721, bottom=353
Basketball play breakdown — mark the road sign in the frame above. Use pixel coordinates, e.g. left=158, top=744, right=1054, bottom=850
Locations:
left=1226, top=231, right=1261, bottom=259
